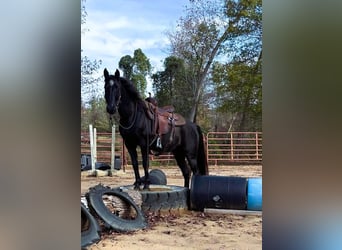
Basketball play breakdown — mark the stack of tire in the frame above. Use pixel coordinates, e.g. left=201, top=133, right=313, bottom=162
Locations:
left=120, top=169, right=189, bottom=214
left=120, top=185, right=189, bottom=214
left=81, top=169, right=190, bottom=248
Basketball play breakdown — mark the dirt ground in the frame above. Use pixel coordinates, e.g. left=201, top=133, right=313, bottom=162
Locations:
left=81, top=165, right=262, bottom=250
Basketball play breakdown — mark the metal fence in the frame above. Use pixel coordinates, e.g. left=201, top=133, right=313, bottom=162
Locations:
left=206, top=132, right=262, bottom=165
left=81, top=131, right=262, bottom=169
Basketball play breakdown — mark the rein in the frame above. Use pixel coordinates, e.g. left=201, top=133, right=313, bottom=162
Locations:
left=110, top=102, right=138, bottom=130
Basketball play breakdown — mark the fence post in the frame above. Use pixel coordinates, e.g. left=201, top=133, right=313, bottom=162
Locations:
left=122, top=140, right=126, bottom=172
left=230, top=132, right=234, bottom=160
left=111, top=124, right=116, bottom=171
left=206, top=133, right=209, bottom=166
left=255, top=132, right=259, bottom=160
left=93, top=127, right=97, bottom=165
left=89, top=124, right=95, bottom=171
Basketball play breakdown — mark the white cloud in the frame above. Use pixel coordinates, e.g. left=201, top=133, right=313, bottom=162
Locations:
left=82, top=0, right=187, bottom=96
left=82, top=14, right=171, bottom=71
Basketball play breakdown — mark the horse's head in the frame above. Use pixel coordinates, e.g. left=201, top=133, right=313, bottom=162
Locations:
left=103, top=68, right=121, bottom=114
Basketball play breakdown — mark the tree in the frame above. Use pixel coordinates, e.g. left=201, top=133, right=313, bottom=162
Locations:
left=81, top=97, right=111, bottom=132
left=118, top=48, right=151, bottom=97
left=81, top=0, right=88, bottom=33
left=152, top=56, right=195, bottom=116
left=167, top=0, right=262, bottom=122
left=118, top=55, right=134, bottom=79
left=212, top=50, right=262, bottom=131
left=81, top=0, right=106, bottom=130
left=81, top=55, right=102, bottom=103
left=81, top=0, right=102, bottom=104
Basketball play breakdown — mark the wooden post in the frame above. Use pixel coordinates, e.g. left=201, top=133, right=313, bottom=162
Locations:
left=93, top=127, right=97, bottom=165
left=255, top=132, right=259, bottom=160
left=111, top=124, right=116, bottom=171
left=206, top=133, right=209, bottom=166
left=230, top=132, right=234, bottom=160
left=89, top=124, right=95, bottom=171
left=122, top=140, right=126, bottom=172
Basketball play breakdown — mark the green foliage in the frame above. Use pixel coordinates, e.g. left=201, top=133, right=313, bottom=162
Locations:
left=81, top=0, right=105, bottom=129
left=80, top=0, right=262, bottom=133
left=81, top=97, right=111, bottom=132
left=224, top=0, right=262, bottom=63
left=133, top=49, right=151, bottom=74
left=165, top=0, right=262, bottom=128
left=118, top=55, right=133, bottom=79
left=81, top=55, right=102, bottom=102
left=152, top=56, right=194, bottom=116
left=212, top=53, right=262, bottom=131
left=118, top=48, right=151, bottom=97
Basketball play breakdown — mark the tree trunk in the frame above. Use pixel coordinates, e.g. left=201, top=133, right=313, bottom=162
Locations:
left=188, top=28, right=231, bottom=123
left=238, top=50, right=262, bottom=131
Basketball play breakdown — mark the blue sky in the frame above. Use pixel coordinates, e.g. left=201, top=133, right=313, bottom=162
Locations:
left=82, top=0, right=189, bottom=94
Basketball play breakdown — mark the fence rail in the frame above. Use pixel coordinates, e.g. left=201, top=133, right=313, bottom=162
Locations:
left=206, top=132, right=262, bottom=165
left=81, top=131, right=262, bottom=169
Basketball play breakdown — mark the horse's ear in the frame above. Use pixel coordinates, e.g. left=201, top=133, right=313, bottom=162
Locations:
left=115, top=69, right=120, bottom=79
left=104, top=68, right=109, bottom=79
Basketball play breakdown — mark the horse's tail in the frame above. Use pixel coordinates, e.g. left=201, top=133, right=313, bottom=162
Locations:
left=196, top=125, right=209, bottom=175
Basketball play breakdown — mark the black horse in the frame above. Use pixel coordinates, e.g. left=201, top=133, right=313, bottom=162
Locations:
left=103, top=68, right=208, bottom=189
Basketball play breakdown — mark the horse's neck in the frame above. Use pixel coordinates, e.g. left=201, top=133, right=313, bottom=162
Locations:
left=118, top=89, right=136, bottom=122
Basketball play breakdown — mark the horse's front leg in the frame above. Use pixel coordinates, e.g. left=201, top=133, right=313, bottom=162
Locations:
left=126, top=146, right=141, bottom=189
left=141, top=146, right=150, bottom=190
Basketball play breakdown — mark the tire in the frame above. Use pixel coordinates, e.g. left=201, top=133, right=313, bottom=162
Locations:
left=120, top=185, right=189, bottom=213
left=95, top=162, right=111, bottom=170
left=150, top=169, right=167, bottom=185
left=140, top=169, right=167, bottom=185
left=81, top=165, right=91, bottom=171
left=81, top=203, right=101, bottom=249
left=86, top=184, right=147, bottom=232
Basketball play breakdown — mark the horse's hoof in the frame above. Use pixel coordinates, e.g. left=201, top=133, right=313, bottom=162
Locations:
left=133, top=182, right=141, bottom=190
left=143, top=184, right=150, bottom=190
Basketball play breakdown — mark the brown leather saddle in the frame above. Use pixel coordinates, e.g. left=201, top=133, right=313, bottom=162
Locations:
left=144, top=100, right=186, bottom=150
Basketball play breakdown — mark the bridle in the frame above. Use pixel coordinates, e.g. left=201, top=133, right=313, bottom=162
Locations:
left=107, top=81, right=137, bottom=130
left=107, top=79, right=121, bottom=127
left=109, top=101, right=138, bottom=130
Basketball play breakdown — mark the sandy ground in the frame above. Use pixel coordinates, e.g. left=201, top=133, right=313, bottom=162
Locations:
left=81, top=165, right=262, bottom=250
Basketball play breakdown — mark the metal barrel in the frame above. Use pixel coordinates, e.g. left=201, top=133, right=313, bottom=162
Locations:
left=190, top=175, right=248, bottom=211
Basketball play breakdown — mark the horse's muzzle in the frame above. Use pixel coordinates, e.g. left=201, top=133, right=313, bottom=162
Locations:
left=106, top=105, right=116, bottom=114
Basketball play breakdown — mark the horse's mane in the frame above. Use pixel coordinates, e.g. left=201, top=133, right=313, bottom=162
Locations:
left=119, top=77, right=144, bottom=104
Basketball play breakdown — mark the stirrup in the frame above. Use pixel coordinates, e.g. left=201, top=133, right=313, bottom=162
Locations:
left=156, top=137, right=162, bottom=149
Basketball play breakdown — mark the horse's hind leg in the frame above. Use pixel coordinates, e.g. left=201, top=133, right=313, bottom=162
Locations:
left=173, top=149, right=190, bottom=188
left=186, top=153, right=199, bottom=175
